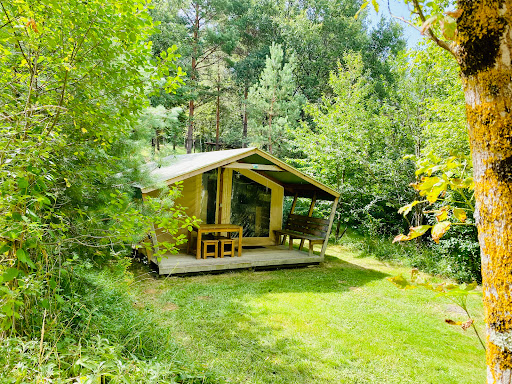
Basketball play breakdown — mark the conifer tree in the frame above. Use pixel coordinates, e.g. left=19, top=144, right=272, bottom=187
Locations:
left=248, top=43, right=304, bottom=155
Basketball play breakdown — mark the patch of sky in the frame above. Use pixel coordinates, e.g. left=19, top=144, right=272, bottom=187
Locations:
left=365, top=0, right=423, bottom=49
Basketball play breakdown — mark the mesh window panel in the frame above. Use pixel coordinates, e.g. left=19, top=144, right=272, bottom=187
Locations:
left=201, top=169, right=218, bottom=224
left=231, top=172, right=271, bottom=237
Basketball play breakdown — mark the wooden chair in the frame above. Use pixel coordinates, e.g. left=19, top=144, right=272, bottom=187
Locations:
left=202, top=239, right=218, bottom=259
left=218, top=237, right=236, bottom=258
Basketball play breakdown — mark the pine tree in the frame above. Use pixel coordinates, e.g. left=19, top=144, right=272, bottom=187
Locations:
left=248, top=43, right=304, bottom=155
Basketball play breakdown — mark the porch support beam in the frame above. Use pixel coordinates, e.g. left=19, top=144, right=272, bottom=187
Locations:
left=300, top=193, right=317, bottom=250
left=290, top=193, right=298, bottom=214
left=282, top=193, right=299, bottom=245
left=320, top=197, right=339, bottom=258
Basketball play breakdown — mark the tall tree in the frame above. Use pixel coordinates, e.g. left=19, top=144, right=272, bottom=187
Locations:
left=149, top=0, right=238, bottom=152
left=390, top=42, right=468, bottom=158
left=293, top=52, right=414, bottom=231
left=376, top=1, right=512, bottom=381
left=278, top=0, right=405, bottom=100
left=247, top=43, right=304, bottom=155
left=230, top=0, right=278, bottom=147
left=177, top=0, right=237, bottom=153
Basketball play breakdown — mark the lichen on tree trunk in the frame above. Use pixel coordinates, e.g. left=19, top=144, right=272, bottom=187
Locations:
left=457, top=1, right=512, bottom=382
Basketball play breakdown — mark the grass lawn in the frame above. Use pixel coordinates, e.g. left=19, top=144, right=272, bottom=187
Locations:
left=132, top=243, right=485, bottom=384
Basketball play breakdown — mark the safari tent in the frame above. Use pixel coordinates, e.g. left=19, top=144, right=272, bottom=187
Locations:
left=140, top=147, right=340, bottom=274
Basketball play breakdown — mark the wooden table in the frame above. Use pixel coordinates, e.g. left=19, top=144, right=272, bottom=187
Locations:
left=190, top=224, right=243, bottom=259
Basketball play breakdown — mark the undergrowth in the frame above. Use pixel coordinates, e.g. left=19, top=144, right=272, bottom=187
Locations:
left=0, top=258, right=220, bottom=384
left=340, top=230, right=481, bottom=283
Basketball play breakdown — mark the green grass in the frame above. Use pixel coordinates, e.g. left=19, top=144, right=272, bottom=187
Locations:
left=140, top=144, right=187, bottom=160
left=132, top=244, right=485, bottom=384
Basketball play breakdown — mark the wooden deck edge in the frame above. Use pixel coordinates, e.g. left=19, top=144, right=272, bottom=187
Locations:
left=155, top=254, right=324, bottom=275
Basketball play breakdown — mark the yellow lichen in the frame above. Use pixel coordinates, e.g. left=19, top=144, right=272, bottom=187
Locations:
left=460, top=10, right=512, bottom=377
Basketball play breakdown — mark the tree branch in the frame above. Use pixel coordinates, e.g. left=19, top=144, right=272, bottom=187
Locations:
left=410, top=0, right=456, bottom=57
left=0, top=1, right=33, bottom=74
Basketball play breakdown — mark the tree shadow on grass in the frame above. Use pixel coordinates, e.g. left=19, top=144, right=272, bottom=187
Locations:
left=145, top=255, right=394, bottom=383
left=134, top=249, right=485, bottom=384
left=232, top=251, right=390, bottom=295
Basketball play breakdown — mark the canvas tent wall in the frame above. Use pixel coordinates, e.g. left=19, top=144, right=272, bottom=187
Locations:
left=140, top=148, right=340, bottom=249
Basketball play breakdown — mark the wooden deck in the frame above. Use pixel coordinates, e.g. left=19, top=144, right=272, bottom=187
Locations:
left=152, top=245, right=323, bottom=275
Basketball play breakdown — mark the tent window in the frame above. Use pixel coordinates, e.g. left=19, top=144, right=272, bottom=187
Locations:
left=201, top=169, right=218, bottom=224
left=231, top=172, right=271, bottom=237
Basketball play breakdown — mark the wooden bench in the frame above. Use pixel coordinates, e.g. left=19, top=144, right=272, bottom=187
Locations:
left=274, top=214, right=330, bottom=256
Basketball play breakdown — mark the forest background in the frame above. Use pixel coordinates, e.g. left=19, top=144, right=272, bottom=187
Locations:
left=146, top=0, right=475, bottom=282
left=0, top=0, right=478, bottom=382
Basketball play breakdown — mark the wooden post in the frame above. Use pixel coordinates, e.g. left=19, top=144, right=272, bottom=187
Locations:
left=215, top=61, right=220, bottom=150
left=320, top=197, right=339, bottom=258
left=300, top=193, right=316, bottom=250
left=217, top=167, right=224, bottom=224
left=282, top=193, right=299, bottom=245
left=307, top=194, right=317, bottom=216
left=290, top=193, right=298, bottom=214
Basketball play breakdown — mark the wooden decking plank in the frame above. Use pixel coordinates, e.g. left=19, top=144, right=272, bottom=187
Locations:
left=152, top=246, right=322, bottom=275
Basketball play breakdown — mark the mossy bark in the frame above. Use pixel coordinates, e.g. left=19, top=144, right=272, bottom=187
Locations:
left=456, top=1, right=512, bottom=382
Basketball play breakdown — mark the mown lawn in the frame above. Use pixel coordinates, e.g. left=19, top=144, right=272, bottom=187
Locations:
left=132, top=244, right=485, bottom=384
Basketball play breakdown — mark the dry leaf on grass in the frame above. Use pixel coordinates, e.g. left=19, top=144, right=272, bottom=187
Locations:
left=163, top=303, right=179, bottom=311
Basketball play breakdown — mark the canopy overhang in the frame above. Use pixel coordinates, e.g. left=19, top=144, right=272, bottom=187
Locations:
left=140, top=148, right=339, bottom=201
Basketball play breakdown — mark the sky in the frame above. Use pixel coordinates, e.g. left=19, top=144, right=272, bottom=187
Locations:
left=366, top=0, right=424, bottom=48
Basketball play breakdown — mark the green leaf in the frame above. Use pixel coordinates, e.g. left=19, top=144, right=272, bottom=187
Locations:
left=2, top=268, right=19, bottom=282
left=387, top=275, right=415, bottom=290
left=415, top=176, right=441, bottom=191
left=398, top=200, right=420, bottom=216
left=18, top=177, right=29, bottom=189
left=16, top=249, right=28, bottom=263
left=453, top=207, right=467, bottom=222
left=354, top=0, right=369, bottom=19
left=434, top=206, right=449, bottom=222
left=420, top=15, right=440, bottom=35
left=465, top=282, right=478, bottom=291
left=425, top=185, right=446, bottom=203
left=440, top=16, right=457, bottom=40
left=0, top=244, right=10, bottom=255
left=41, top=299, right=50, bottom=309
left=392, top=234, right=410, bottom=243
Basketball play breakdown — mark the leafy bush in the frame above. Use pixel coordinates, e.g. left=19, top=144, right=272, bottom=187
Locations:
left=0, top=259, right=220, bottom=383
left=430, top=226, right=480, bottom=283
left=0, top=335, right=217, bottom=384
left=343, top=231, right=480, bottom=283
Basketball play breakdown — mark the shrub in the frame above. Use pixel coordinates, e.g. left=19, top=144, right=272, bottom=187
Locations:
left=0, top=259, right=221, bottom=383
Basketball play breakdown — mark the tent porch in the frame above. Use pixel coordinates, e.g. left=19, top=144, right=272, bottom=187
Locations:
left=151, top=244, right=323, bottom=275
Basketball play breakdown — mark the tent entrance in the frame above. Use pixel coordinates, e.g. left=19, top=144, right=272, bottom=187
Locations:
left=230, top=171, right=271, bottom=238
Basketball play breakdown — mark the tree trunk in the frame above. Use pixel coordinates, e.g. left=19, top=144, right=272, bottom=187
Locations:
left=216, top=65, right=220, bottom=150
left=187, top=99, right=194, bottom=154
left=410, top=1, right=512, bottom=380
left=242, top=86, right=248, bottom=148
left=457, top=2, right=512, bottom=382
left=268, top=95, right=275, bottom=155
left=186, top=2, right=200, bottom=154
